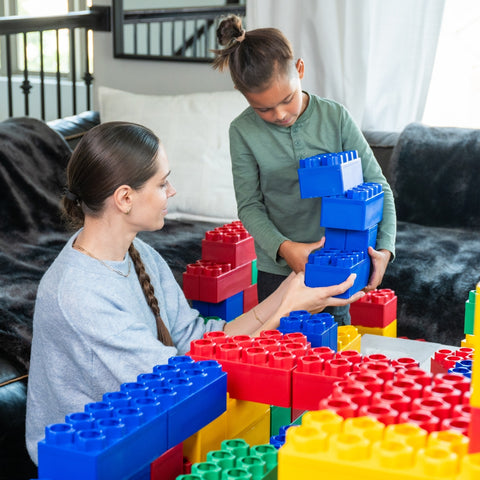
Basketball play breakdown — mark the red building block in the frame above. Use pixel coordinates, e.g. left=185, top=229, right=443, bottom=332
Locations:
left=292, top=351, right=357, bottom=411
left=201, top=222, right=256, bottom=269
left=187, top=331, right=304, bottom=407
left=183, top=260, right=252, bottom=303
left=150, top=443, right=183, bottom=480
left=468, top=405, right=480, bottom=453
left=349, top=288, right=397, bottom=328
left=243, top=283, right=258, bottom=312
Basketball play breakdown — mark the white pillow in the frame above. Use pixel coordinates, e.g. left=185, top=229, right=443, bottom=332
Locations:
left=98, top=86, right=249, bottom=223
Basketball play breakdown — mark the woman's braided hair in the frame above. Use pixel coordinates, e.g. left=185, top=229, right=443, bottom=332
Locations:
left=63, top=121, right=174, bottom=346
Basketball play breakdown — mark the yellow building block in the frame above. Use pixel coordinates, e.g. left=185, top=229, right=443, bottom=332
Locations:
left=337, top=325, right=361, bottom=352
left=183, top=395, right=270, bottom=463
left=356, top=319, right=397, bottom=338
left=183, top=410, right=227, bottom=464
left=226, top=396, right=271, bottom=439
left=461, top=335, right=476, bottom=349
left=233, top=409, right=271, bottom=446
left=278, top=410, right=477, bottom=480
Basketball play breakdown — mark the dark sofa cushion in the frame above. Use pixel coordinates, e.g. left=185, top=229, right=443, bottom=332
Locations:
left=382, top=221, right=480, bottom=345
left=390, top=123, right=480, bottom=229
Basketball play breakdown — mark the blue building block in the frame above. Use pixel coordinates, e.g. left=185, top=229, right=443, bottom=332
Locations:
left=320, top=182, right=384, bottom=231
left=279, top=311, right=338, bottom=350
left=37, top=357, right=227, bottom=480
left=304, top=249, right=370, bottom=299
left=297, top=150, right=363, bottom=198
left=163, top=356, right=227, bottom=447
left=192, top=291, right=244, bottom=321
left=449, top=359, right=473, bottom=379
left=324, top=224, right=378, bottom=252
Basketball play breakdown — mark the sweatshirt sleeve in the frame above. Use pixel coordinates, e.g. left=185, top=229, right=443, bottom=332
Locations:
left=340, top=108, right=397, bottom=258
left=229, top=122, right=289, bottom=264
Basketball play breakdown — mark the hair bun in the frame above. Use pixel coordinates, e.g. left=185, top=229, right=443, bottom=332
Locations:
left=216, top=14, right=245, bottom=46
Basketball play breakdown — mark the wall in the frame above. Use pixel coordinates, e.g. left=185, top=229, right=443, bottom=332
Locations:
left=92, top=0, right=234, bottom=110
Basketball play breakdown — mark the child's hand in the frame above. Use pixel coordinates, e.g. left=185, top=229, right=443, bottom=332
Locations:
left=365, top=247, right=392, bottom=292
left=278, top=238, right=325, bottom=273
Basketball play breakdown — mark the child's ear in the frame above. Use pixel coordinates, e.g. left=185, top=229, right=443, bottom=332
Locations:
left=296, top=58, right=305, bottom=79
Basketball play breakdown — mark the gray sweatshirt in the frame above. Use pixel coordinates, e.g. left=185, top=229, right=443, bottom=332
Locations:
left=26, top=231, right=225, bottom=464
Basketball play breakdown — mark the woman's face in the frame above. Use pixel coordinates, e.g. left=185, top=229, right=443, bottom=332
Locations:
left=130, top=144, right=176, bottom=231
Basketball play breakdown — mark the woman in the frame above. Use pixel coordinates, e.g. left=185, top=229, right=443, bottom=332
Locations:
left=26, top=121, right=363, bottom=464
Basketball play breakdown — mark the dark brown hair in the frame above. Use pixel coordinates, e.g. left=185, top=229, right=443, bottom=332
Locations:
left=63, top=122, right=174, bottom=346
left=212, top=14, right=294, bottom=93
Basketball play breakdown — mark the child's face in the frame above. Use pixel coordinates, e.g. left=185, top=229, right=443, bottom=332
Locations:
left=243, top=60, right=306, bottom=128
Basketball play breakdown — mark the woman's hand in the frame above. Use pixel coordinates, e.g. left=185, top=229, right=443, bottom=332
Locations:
left=279, top=271, right=365, bottom=315
left=278, top=238, right=325, bottom=273
left=364, top=247, right=392, bottom=292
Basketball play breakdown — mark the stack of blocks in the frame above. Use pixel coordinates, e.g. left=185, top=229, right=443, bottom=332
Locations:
left=35, top=356, right=227, bottom=480
left=349, top=288, right=398, bottom=337
left=297, top=150, right=384, bottom=297
left=183, top=221, right=258, bottom=321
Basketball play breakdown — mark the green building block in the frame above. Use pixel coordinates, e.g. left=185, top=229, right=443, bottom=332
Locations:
left=270, top=406, right=291, bottom=437
left=465, top=290, right=476, bottom=335
left=188, top=441, right=278, bottom=480
left=251, top=259, right=258, bottom=285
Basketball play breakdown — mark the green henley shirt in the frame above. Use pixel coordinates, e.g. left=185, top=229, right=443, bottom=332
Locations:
left=229, top=93, right=397, bottom=276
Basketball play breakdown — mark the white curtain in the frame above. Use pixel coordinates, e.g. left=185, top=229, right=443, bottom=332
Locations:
left=246, top=0, right=445, bottom=131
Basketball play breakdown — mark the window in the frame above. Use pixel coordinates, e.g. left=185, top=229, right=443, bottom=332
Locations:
left=422, top=0, right=480, bottom=129
left=1, top=0, right=89, bottom=75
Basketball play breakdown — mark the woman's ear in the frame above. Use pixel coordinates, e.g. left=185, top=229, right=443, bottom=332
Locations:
left=113, top=185, right=133, bottom=215
left=296, top=58, right=305, bottom=80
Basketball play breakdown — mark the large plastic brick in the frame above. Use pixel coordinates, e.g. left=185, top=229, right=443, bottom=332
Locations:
left=350, top=288, right=397, bottom=328
left=464, top=290, right=476, bottom=335
left=320, top=182, right=384, bottom=231
left=304, top=249, right=370, bottom=299
left=187, top=330, right=310, bottom=407
left=243, top=283, right=258, bottom=312
left=234, top=409, right=271, bottom=446
left=469, top=406, right=480, bottom=453
left=201, top=221, right=256, bottom=269
left=190, top=441, right=277, bottom=480
left=292, top=349, right=370, bottom=412
left=270, top=406, right=292, bottom=437
left=37, top=357, right=227, bottom=480
left=150, top=443, right=184, bottom=480
left=297, top=150, right=363, bottom=198
left=38, top=401, right=170, bottom=480
left=182, top=410, right=227, bottom=464
left=192, top=291, right=244, bottom=322
left=279, top=310, right=338, bottom=350
left=226, top=397, right=271, bottom=439
left=161, top=357, right=227, bottom=447
left=324, top=224, right=378, bottom=252
left=278, top=412, right=477, bottom=480
left=355, top=319, right=397, bottom=338
left=337, top=325, right=361, bottom=352
left=183, top=260, right=252, bottom=303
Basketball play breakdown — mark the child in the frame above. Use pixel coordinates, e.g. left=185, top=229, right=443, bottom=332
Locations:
left=25, top=121, right=363, bottom=464
left=213, top=15, right=396, bottom=325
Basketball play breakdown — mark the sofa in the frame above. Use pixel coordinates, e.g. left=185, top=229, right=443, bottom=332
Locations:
left=1, top=87, right=479, bottom=479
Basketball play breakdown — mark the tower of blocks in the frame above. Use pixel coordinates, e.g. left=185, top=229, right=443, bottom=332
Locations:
left=297, top=150, right=384, bottom=297
left=182, top=221, right=258, bottom=321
